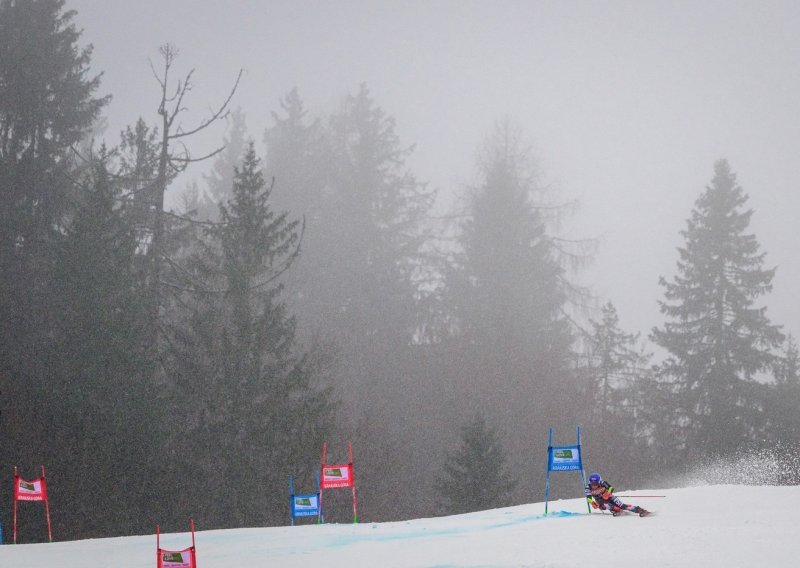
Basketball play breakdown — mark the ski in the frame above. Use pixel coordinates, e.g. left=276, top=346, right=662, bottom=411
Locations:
left=610, top=509, right=653, bottom=517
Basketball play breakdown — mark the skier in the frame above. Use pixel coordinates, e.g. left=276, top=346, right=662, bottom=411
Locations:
left=585, top=472, right=650, bottom=517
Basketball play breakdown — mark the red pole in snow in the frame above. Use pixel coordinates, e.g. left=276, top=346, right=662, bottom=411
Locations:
left=42, top=466, right=52, bottom=542
left=319, top=442, right=327, bottom=524
left=13, top=466, right=17, bottom=544
left=349, top=442, right=358, bottom=524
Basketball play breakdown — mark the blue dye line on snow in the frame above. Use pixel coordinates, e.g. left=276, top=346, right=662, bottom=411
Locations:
left=320, top=510, right=585, bottom=548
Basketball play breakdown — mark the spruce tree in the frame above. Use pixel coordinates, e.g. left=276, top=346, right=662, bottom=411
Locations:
left=583, top=303, right=647, bottom=426
left=773, top=335, right=799, bottom=387
left=118, top=117, right=161, bottom=245
left=450, top=121, right=574, bottom=370
left=581, top=302, right=651, bottom=475
left=307, top=83, right=435, bottom=348
left=49, top=152, right=154, bottom=537
left=171, top=143, right=334, bottom=527
left=194, top=108, right=249, bottom=221
left=651, top=160, right=783, bottom=459
left=435, top=414, right=517, bottom=514
left=440, top=120, right=578, bottom=486
left=263, top=88, right=325, bottom=227
left=0, top=0, right=109, bottom=537
left=262, top=86, right=436, bottom=521
left=0, top=0, right=109, bottom=300
left=0, top=0, right=109, bottom=383
left=262, top=88, right=327, bottom=339
left=140, top=44, right=241, bottom=362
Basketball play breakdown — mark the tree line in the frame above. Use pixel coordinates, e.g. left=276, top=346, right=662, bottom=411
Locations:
left=1, top=0, right=798, bottom=538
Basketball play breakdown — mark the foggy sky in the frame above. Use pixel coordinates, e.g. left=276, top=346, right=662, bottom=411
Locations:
left=68, top=0, right=800, bottom=343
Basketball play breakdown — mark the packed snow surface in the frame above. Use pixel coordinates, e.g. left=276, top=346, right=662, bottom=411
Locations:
left=1, top=485, right=796, bottom=567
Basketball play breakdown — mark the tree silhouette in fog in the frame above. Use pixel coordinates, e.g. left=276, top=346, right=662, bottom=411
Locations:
left=438, top=120, right=579, bottom=499
left=652, top=160, right=783, bottom=459
left=170, top=144, right=334, bottom=527
left=435, top=414, right=517, bottom=514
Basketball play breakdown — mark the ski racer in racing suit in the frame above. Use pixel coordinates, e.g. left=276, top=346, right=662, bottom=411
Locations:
left=585, top=472, right=649, bottom=516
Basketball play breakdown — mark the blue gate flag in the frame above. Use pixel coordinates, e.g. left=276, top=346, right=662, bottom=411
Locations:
left=292, top=493, right=320, bottom=517
left=548, top=445, right=582, bottom=471
left=544, top=427, right=590, bottom=515
left=289, top=474, right=321, bottom=525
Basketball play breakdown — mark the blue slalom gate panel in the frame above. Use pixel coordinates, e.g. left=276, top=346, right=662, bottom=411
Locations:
left=289, top=474, right=321, bottom=525
left=292, top=493, right=320, bottom=517
left=548, top=445, right=582, bottom=471
left=544, top=427, right=590, bottom=515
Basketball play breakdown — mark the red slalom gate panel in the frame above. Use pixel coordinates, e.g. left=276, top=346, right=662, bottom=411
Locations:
left=320, top=442, right=358, bottom=523
left=156, top=519, right=197, bottom=568
left=13, top=465, right=52, bottom=543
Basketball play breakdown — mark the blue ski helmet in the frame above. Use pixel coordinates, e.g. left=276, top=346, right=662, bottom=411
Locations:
left=588, top=473, right=602, bottom=485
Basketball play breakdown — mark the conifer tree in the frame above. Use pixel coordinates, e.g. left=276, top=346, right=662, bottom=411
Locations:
left=141, top=44, right=241, bottom=359
left=263, top=84, right=435, bottom=369
left=262, top=89, right=327, bottom=339
left=306, top=83, right=434, bottom=347
left=581, top=302, right=651, bottom=472
left=118, top=117, right=161, bottom=248
left=0, top=0, right=109, bottom=380
left=450, top=121, right=573, bottom=366
left=440, top=120, right=578, bottom=480
left=172, top=143, right=334, bottom=527
left=262, top=86, right=436, bottom=522
left=435, top=414, right=517, bottom=514
left=651, top=160, right=783, bottom=458
left=0, top=1, right=110, bottom=535
left=585, top=305, right=632, bottom=421
left=264, top=88, right=325, bottom=226
left=773, top=335, right=799, bottom=387
left=194, top=108, right=249, bottom=221
left=50, top=152, right=154, bottom=536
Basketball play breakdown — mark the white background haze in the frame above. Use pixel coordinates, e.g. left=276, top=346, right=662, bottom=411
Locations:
left=68, top=0, right=800, bottom=342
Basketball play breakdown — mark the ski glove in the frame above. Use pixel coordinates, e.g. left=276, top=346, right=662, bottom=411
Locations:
left=602, top=491, right=612, bottom=500
left=590, top=500, right=599, bottom=509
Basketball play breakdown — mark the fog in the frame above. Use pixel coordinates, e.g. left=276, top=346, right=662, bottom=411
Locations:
left=3, top=0, right=800, bottom=540
left=69, top=0, right=800, bottom=340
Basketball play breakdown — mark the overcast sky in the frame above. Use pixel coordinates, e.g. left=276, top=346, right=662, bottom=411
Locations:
left=68, top=0, right=800, bottom=343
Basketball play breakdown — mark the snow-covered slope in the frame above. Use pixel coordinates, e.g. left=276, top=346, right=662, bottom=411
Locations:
left=1, top=485, right=796, bottom=568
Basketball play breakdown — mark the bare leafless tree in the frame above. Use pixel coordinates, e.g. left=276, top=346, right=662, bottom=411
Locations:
left=143, top=43, right=242, bottom=353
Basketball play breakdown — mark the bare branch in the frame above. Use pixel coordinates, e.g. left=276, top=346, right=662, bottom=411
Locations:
left=170, top=68, right=243, bottom=140
left=148, top=57, right=166, bottom=90
left=160, top=253, right=213, bottom=293
left=170, top=144, right=226, bottom=164
left=168, top=69, right=195, bottom=127
left=162, top=210, right=232, bottom=227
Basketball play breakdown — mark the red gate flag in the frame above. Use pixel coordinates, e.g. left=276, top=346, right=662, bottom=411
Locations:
left=321, top=463, right=354, bottom=489
left=157, top=519, right=197, bottom=568
left=13, top=466, right=53, bottom=543
left=319, top=442, right=358, bottom=523
left=15, top=475, right=47, bottom=501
